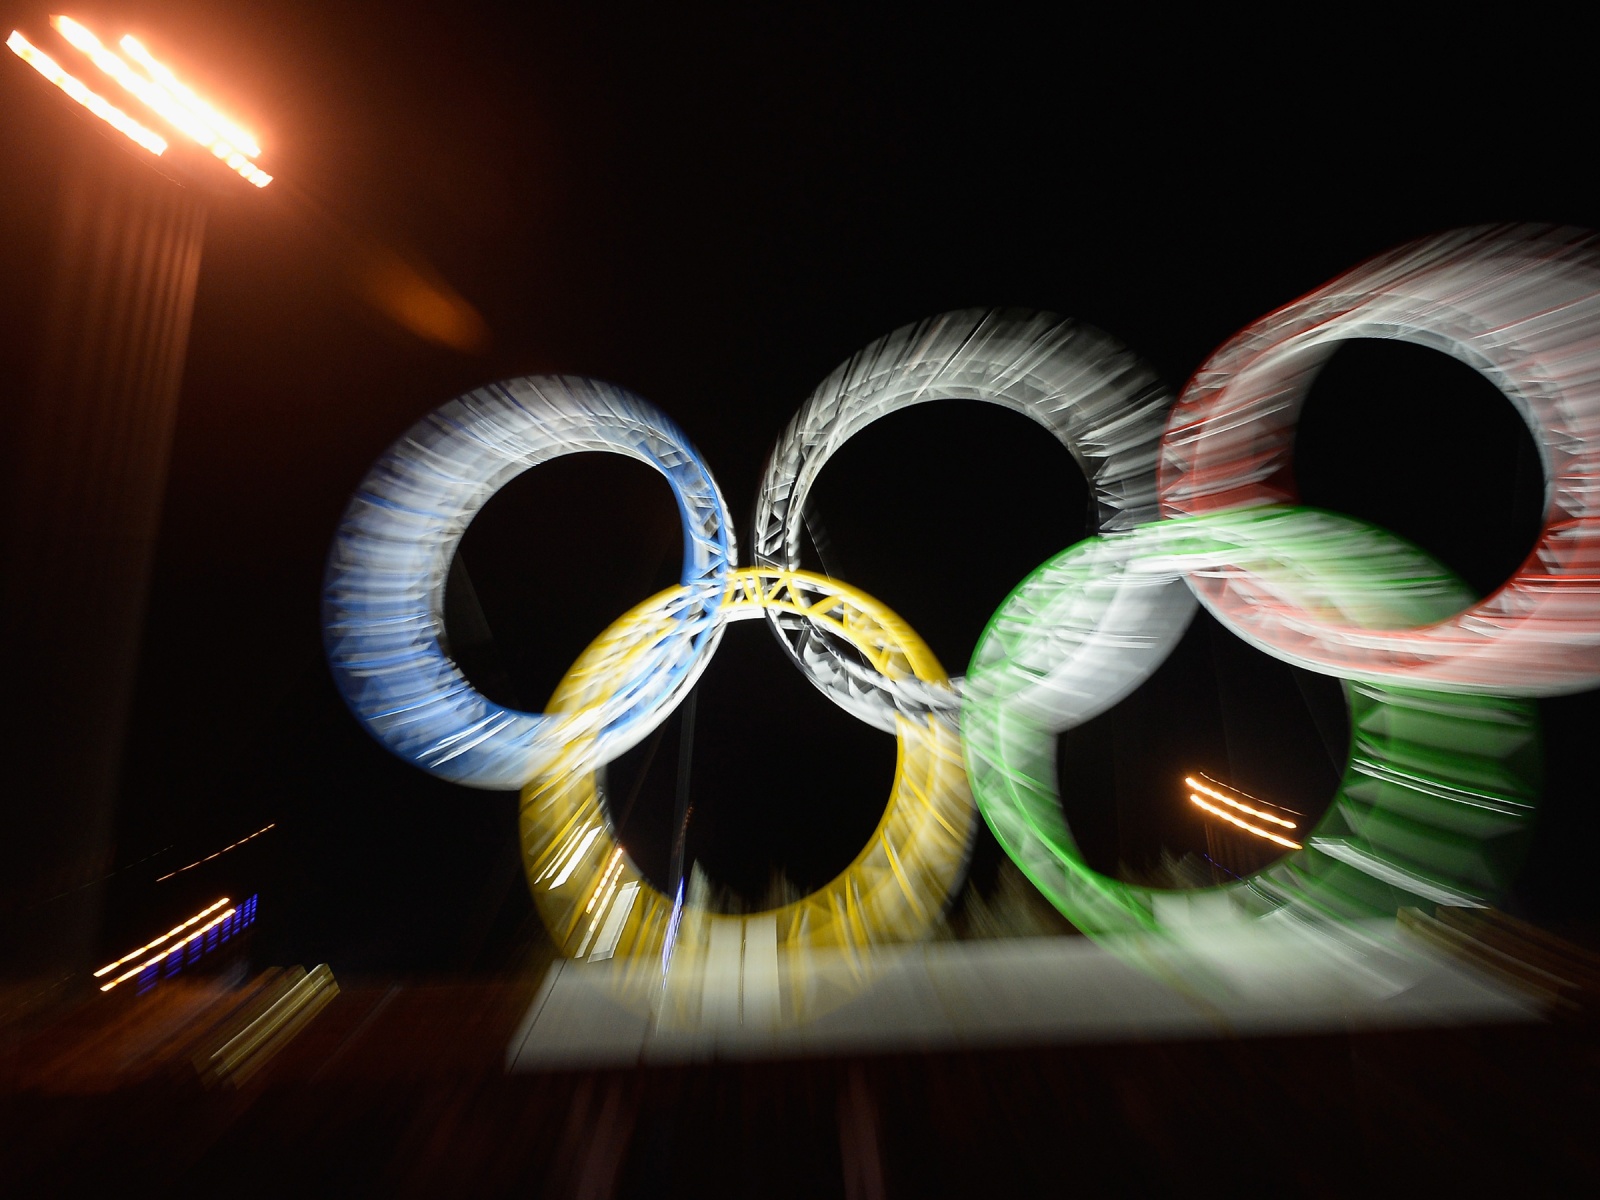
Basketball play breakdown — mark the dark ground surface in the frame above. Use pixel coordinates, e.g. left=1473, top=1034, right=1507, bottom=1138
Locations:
left=4, top=970, right=1599, bottom=1197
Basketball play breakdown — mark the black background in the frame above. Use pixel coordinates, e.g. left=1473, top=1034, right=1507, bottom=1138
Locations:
left=3, top=2, right=1596, bottom=976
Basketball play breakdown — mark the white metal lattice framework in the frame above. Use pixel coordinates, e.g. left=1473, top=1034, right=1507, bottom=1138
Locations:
left=752, top=308, right=1174, bottom=730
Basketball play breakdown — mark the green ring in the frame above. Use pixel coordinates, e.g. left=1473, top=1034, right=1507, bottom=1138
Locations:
left=963, top=509, right=1541, bottom=937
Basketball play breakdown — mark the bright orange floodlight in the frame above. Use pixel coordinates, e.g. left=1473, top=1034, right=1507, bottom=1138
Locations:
left=13, top=16, right=273, bottom=187
left=6, top=28, right=167, bottom=156
left=56, top=16, right=273, bottom=187
left=106, top=26, right=271, bottom=186
left=53, top=18, right=216, bottom=144
left=119, top=33, right=261, bottom=158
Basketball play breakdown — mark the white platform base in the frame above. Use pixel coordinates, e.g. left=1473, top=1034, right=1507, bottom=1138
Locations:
left=506, top=918, right=1539, bottom=1071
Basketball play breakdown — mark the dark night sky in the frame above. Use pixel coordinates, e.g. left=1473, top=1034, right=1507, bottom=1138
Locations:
left=4, top=3, right=1598, bottom=974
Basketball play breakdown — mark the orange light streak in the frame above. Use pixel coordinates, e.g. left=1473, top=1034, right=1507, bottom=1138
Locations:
left=99, top=906, right=237, bottom=992
left=7, top=29, right=166, bottom=155
left=157, top=823, right=275, bottom=882
left=1185, top=775, right=1298, bottom=829
left=93, top=898, right=230, bottom=978
left=1190, top=795, right=1303, bottom=850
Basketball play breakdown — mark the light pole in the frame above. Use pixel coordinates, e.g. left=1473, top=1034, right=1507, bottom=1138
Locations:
left=1, top=15, right=273, bottom=1011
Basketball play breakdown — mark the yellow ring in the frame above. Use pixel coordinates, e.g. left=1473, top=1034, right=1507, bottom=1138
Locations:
left=518, top=568, right=973, bottom=1012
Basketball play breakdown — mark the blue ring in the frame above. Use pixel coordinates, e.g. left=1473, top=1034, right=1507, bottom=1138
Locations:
left=323, top=375, right=736, bottom=789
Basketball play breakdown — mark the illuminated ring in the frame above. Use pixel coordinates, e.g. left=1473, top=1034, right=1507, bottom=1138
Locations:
left=520, top=568, right=974, bottom=995
left=753, top=308, right=1172, bottom=732
left=963, top=508, right=1540, bottom=939
left=1161, top=224, right=1600, bottom=696
left=323, top=376, right=735, bottom=789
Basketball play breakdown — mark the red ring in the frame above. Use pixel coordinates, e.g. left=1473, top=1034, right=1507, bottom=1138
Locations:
left=1158, top=224, right=1600, bottom=696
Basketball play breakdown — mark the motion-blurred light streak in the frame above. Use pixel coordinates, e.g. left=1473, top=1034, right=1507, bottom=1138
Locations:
left=52, top=19, right=209, bottom=141
left=6, top=28, right=167, bottom=155
left=350, top=243, right=489, bottom=353
left=93, top=897, right=230, bottom=977
left=197, top=963, right=338, bottom=1086
left=18, top=15, right=271, bottom=186
left=155, top=822, right=275, bottom=882
left=1190, top=794, right=1303, bottom=850
left=101, top=906, right=236, bottom=991
left=1186, top=776, right=1297, bottom=829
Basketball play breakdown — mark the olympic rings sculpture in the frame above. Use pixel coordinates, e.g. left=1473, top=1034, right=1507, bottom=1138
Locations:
left=325, top=223, right=1600, bottom=973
